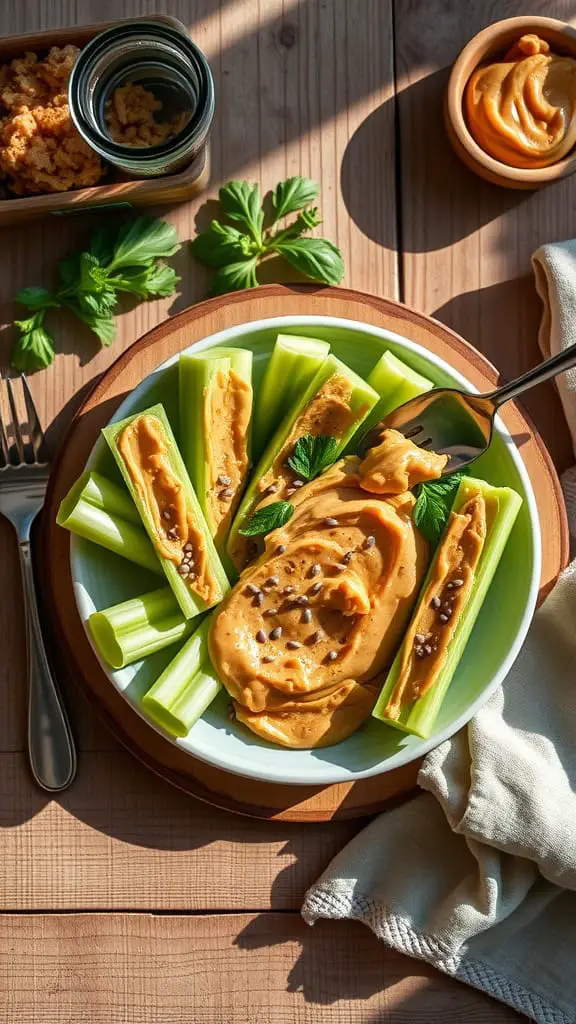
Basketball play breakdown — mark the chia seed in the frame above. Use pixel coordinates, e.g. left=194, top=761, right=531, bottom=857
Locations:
left=219, top=488, right=233, bottom=500
left=310, top=563, right=321, bottom=576
left=262, top=655, right=274, bottom=664
left=325, top=651, right=338, bottom=663
left=439, top=613, right=449, bottom=623
left=292, top=479, right=304, bottom=488
left=265, top=607, right=278, bottom=617
left=263, top=483, right=278, bottom=497
left=308, top=631, right=323, bottom=645
left=167, top=528, right=179, bottom=540
left=414, top=634, right=426, bottom=644
left=286, top=640, right=302, bottom=650
left=283, top=585, right=295, bottom=594
left=246, top=584, right=261, bottom=596
left=301, top=608, right=312, bottom=624
left=364, top=535, right=375, bottom=549
left=424, top=644, right=433, bottom=655
left=265, top=576, right=280, bottom=588
left=431, top=596, right=441, bottom=610
left=324, top=517, right=338, bottom=527
left=276, top=544, right=286, bottom=554
left=254, top=592, right=264, bottom=608
left=285, top=488, right=296, bottom=497
left=296, top=595, right=309, bottom=606
left=256, top=629, right=266, bottom=643
left=334, top=563, right=348, bottom=572
left=309, top=582, right=322, bottom=596
left=270, top=626, right=283, bottom=641
left=451, top=578, right=464, bottom=588
left=343, top=551, right=353, bottom=563
left=162, top=509, right=171, bottom=521
left=217, top=474, right=232, bottom=486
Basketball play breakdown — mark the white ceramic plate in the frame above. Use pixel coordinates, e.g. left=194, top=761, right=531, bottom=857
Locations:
left=71, top=315, right=541, bottom=785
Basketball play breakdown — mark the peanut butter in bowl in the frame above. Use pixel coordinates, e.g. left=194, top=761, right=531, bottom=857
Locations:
left=465, top=33, right=576, bottom=169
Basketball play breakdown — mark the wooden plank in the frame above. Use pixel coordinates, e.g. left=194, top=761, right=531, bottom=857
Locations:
left=394, top=0, right=575, bottom=472
left=0, top=912, right=523, bottom=1023
left=0, top=0, right=397, bottom=755
left=0, top=751, right=362, bottom=910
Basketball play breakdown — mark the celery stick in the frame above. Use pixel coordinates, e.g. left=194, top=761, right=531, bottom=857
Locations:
left=144, top=658, right=221, bottom=738
left=228, top=354, right=379, bottom=560
left=373, top=477, right=522, bottom=738
left=58, top=471, right=141, bottom=525
left=57, top=472, right=160, bottom=574
left=142, top=618, right=215, bottom=734
left=362, top=350, right=433, bottom=437
left=89, top=587, right=194, bottom=669
left=103, top=403, right=229, bottom=619
left=252, top=334, right=330, bottom=455
left=179, top=347, right=253, bottom=565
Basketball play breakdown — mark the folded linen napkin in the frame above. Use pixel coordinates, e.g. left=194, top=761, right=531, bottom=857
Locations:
left=302, top=242, right=576, bottom=1024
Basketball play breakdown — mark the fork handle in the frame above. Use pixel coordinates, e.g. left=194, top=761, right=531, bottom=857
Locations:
left=487, top=342, right=576, bottom=407
left=19, top=541, right=77, bottom=791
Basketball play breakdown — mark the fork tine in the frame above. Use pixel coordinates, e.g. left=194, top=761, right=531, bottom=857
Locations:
left=0, top=379, right=9, bottom=468
left=21, top=374, right=47, bottom=463
left=5, top=375, right=26, bottom=464
left=404, top=425, right=423, bottom=440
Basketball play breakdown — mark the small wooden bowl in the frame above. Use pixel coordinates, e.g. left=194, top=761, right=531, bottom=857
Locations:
left=445, top=16, right=576, bottom=189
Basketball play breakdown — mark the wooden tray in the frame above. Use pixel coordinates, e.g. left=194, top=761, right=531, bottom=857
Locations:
left=0, top=18, right=210, bottom=224
left=41, top=284, right=569, bottom=821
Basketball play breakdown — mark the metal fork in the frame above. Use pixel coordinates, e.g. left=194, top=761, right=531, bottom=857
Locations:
left=358, top=343, right=576, bottom=474
left=0, top=373, right=76, bottom=791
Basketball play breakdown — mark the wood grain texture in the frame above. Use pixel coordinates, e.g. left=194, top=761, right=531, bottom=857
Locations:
left=0, top=752, right=360, bottom=910
left=0, top=913, right=523, bottom=1024
left=41, top=285, right=566, bottom=821
left=394, top=0, right=576, bottom=473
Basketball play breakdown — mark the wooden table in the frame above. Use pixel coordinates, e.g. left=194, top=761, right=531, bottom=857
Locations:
left=0, top=1, right=571, bottom=1020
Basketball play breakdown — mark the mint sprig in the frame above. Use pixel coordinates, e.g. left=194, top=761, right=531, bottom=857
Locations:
left=11, top=216, right=181, bottom=371
left=413, top=474, right=462, bottom=546
left=287, top=434, right=338, bottom=481
left=191, top=176, right=344, bottom=295
left=239, top=500, right=294, bottom=537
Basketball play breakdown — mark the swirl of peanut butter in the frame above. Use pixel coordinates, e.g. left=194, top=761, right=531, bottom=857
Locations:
left=465, top=34, right=576, bottom=168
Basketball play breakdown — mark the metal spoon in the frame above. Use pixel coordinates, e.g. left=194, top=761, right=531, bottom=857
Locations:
left=358, top=344, right=576, bottom=474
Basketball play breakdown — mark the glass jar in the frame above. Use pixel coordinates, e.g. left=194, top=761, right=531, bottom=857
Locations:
left=69, top=18, right=215, bottom=178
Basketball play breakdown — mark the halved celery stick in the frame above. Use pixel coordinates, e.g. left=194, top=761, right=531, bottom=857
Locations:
left=103, top=403, right=229, bottom=619
left=373, top=477, right=522, bottom=738
left=362, top=350, right=433, bottom=437
left=252, top=334, right=330, bottom=456
left=228, top=354, right=379, bottom=564
left=88, top=587, right=193, bottom=669
left=57, top=471, right=160, bottom=574
left=142, top=618, right=219, bottom=735
left=179, top=347, right=253, bottom=563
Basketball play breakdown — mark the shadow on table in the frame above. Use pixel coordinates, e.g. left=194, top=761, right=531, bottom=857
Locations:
left=341, top=68, right=525, bottom=255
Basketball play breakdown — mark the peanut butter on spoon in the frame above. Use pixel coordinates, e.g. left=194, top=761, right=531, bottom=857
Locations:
left=465, top=34, right=576, bottom=169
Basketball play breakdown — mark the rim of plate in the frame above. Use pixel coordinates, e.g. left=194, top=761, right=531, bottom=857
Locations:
left=71, top=314, right=541, bottom=785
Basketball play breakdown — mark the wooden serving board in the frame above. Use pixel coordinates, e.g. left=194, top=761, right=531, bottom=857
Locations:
left=41, top=284, right=569, bottom=821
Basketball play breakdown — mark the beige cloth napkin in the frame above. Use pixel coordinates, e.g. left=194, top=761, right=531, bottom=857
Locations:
left=302, top=242, right=576, bottom=1024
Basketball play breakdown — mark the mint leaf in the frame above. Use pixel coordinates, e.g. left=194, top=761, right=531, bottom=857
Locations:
left=413, top=474, right=462, bottom=546
left=219, top=181, right=264, bottom=243
left=271, top=177, right=319, bottom=221
left=11, top=313, right=55, bottom=371
left=209, top=258, right=258, bottom=297
left=287, top=434, right=339, bottom=481
left=239, top=500, right=294, bottom=537
left=272, top=236, right=344, bottom=285
left=190, top=221, right=253, bottom=268
left=111, top=263, right=180, bottom=298
left=108, top=217, right=180, bottom=269
left=16, top=287, right=59, bottom=311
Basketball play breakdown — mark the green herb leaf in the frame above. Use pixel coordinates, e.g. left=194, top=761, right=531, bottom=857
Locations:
left=287, top=434, right=339, bottom=481
left=219, top=181, right=264, bottom=243
left=209, top=258, right=259, bottom=297
left=11, top=312, right=55, bottom=371
left=191, top=221, right=254, bottom=268
left=16, top=286, right=60, bottom=311
left=89, top=222, right=121, bottom=266
left=272, top=236, right=344, bottom=285
left=108, top=217, right=180, bottom=269
left=57, top=251, right=82, bottom=291
left=413, top=474, right=463, bottom=546
left=271, top=177, right=319, bottom=221
left=110, top=263, right=180, bottom=299
left=239, top=500, right=294, bottom=536
left=63, top=299, right=117, bottom=346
